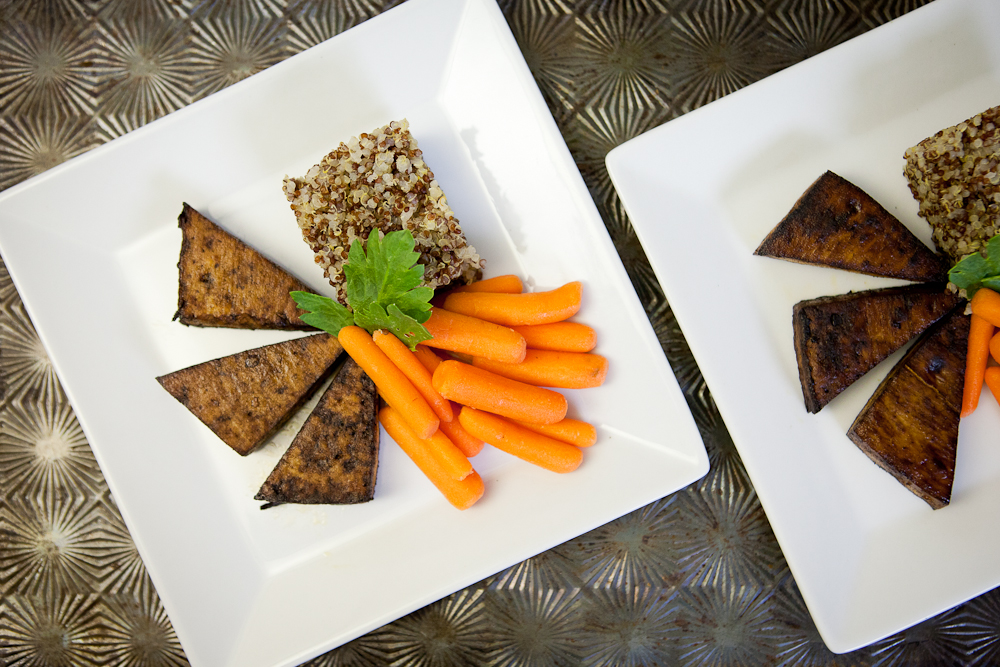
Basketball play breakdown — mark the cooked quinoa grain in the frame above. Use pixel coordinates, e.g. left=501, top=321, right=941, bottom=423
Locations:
left=283, top=119, right=483, bottom=303
left=903, top=104, right=1000, bottom=261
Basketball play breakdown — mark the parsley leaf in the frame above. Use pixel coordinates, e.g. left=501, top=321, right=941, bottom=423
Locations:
left=948, top=235, right=1000, bottom=298
left=291, top=230, right=434, bottom=350
left=344, top=229, right=433, bottom=325
left=290, top=290, right=355, bottom=334
left=353, top=302, right=433, bottom=348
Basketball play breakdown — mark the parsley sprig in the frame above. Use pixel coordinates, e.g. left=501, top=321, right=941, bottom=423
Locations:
left=948, top=235, right=1000, bottom=298
left=291, top=230, right=434, bottom=349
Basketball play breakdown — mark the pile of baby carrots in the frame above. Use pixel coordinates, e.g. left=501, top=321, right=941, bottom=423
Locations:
left=336, top=274, right=606, bottom=509
left=961, top=287, right=1000, bottom=417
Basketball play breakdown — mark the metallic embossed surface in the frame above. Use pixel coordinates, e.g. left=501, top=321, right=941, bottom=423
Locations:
left=3, top=0, right=999, bottom=664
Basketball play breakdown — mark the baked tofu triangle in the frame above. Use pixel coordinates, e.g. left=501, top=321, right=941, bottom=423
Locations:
left=174, top=203, right=315, bottom=329
left=157, top=333, right=344, bottom=456
left=256, top=357, right=379, bottom=506
left=847, top=305, right=969, bottom=509
left=755, top=171, right=949, bottom=282
left=793, top=284, right=960, bottom=413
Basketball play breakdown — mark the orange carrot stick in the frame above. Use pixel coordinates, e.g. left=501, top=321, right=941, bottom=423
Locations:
left=375, top=404, right=471, bottom=478
left=338, top=325, right=439, bottom=439
left=437, top=417, right=484, bottom=457
left=458, top=407, right=582, bottom=473
left=971, top=287, right=1000, bottom=327
left=511, top=322, right=597, bottom=353
left=377, top=386, right=482, bottom=458
left=373, top=329, right=454, bottom=423
left=380, top=407, right=484, bottom=509
left=471, top=349, right=608, bottom=389
left=442, top=281, right=582, bottom=326
left=423, top=428, right=474, bottom=480
left=985, top=367, right=1000, bottom=409
left=413, top=346, right=484, bottom=456
left=422, top=307, right=526, bottom=364
left=433, top=360, right=567, bottom=424
left=449, top=274, right=524, bottom=294
left=413, top=344, right=445, bottom=374
left=512, top=417, right=597, bottom=448
left=990, top=327, right=1000, bottom=365
left=964, top=314, right=995, bottom=417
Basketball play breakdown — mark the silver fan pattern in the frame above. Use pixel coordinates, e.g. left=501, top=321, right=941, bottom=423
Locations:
left=4, top=0, right=999, bottom=665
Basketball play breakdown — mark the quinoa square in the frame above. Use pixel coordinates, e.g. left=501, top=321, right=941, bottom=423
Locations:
left=283, top=119, right=483, bottom=304
left=903, top=104, right=1000, bottom=261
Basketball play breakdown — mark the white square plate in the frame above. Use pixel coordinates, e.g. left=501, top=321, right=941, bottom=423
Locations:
left=0, top=0, right=708, bottom=665
left=607, top=0, right=1000, bottom=654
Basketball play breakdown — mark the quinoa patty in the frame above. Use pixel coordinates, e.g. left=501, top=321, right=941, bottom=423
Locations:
left=904, top=105, right=1000, bottom=261
left=283, top=119, right=483, bottom=304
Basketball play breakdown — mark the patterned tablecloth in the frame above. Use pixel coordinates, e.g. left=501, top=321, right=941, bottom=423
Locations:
left=3, top=0, right=999, bottom=665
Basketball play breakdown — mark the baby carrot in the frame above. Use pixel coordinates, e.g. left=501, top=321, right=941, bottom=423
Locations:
left=380, top=407, right=484, bottom=510
left=433, top=360, right=567, bottom=424
left=413, top=344, right=444, bottom=374
left=985, top=367, right=1000, bottom=410
left=379, top=384, right=470, bottom=472
left=338, top=325, right=439, bottom=439
left=438, top=417, right=484, bottom=457
left=511, top=322, right=597, bottom=353
left=373, top=329, right=453, bottom=423
left=442, top=281, right=582, bottom=326
left=471, top=349, right=608, bottom=389
left=413, top=346, right=484, bottom=456
left=990, top=327, right=1000, bottom=365
left=375, top=403, right=471, bottom=478
left=459, top=407, right=582, bottom=473
left=512, top=417, right=597, bottom=448
left=424, top=428, right=474, bottom=480
left=422, top=307, right=526, bottom=364
left=963, top=315, right=997, bottom=417
left=971, top=287, right=1000, bottom=327
left=449, top=274, right=524, bottom=294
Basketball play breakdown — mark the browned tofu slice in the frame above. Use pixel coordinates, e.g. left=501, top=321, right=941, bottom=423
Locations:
left=755, top=171, right=949, bottom=282
left=174, top=203, right=314, bottom=329
left=793, top=284, right=960, bottom=413
left=847, top=305, right=969, bottom=509
left=157, top=333, right=344, bottom=456
left=255, top=358, right=379, bottom=506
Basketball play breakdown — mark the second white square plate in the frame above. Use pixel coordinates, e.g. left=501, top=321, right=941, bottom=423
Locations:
left=608, top=0, right=1000, bottom=654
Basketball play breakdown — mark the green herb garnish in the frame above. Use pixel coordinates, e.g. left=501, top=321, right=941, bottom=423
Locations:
left=291, top=230, right=434, bottom=349
left=948, top=235, right=1000, bottom=298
